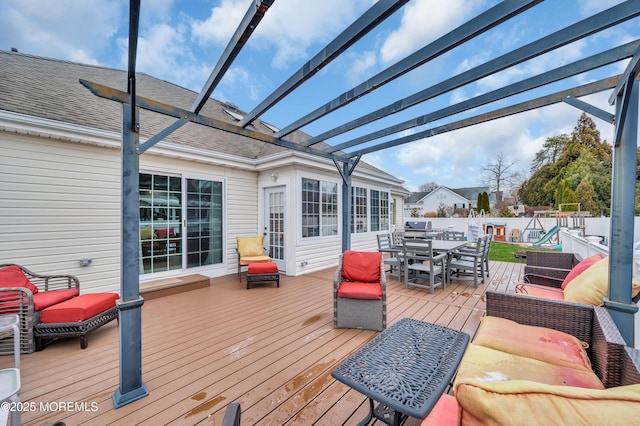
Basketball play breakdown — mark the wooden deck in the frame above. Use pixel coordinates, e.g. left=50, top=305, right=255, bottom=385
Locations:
left=3, top=260, right=524, bottom=425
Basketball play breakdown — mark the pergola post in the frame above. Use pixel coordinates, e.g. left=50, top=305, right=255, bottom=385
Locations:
left=112, top=102, right=148, bottom=408
left=341, top=161, right=352, bottom=253
left=605, top=78, right=639, bottom=346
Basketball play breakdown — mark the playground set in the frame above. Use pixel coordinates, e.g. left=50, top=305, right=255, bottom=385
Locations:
left=517, top=204, right=591, bottom=247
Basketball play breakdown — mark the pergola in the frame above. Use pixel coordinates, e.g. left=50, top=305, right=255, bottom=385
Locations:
left=81, top=0, right=640, bottom=408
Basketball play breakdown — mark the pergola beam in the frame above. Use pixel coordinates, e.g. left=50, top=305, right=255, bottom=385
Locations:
left=238, top=0, right=410, bottom=127
left=275, top=0, right=542, bottom=138
left=303, top=0, right=640, bottom=147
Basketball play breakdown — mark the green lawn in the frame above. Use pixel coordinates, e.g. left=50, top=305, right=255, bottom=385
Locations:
left=488, top=242, right=553, bottom=263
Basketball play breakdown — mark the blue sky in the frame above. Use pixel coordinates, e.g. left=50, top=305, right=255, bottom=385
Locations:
left=1, top=0, right=638, bottom=192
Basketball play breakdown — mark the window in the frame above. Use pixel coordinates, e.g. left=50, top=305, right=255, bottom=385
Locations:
left=351, top=186, right=367, bottom=233
left=302, top=178, right=338, bottom=238
left=371, top=190, right=390, bottom=232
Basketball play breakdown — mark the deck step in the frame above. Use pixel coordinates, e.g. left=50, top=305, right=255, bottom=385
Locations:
left=140, top=274, right=211, bottom=300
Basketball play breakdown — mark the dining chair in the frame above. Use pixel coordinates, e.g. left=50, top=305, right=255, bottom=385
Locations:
left=402, top=239, right=448, bottom=294
left=377, top=234, right=403, bottom=281
left=449, top=235, right=487, bottom=287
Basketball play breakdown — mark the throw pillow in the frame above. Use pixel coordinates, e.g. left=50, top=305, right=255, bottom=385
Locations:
left=561, top=253, right=604, bottom=290
left=564, top=257, right=640, bottom=306
left=0, top=265, right=39, bottom=295
left=341, top=251, right=381, bottom=283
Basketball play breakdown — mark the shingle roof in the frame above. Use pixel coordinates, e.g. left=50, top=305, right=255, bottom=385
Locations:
left=0, top=50, right=404, bottom=184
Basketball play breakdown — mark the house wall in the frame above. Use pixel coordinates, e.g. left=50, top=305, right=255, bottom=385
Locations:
left=421, top=188, right=470, bottom=213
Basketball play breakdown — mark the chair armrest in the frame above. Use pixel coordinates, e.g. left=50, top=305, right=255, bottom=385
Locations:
left=485, top=290, right=594, bottom=344
left=591, top=307, right=627, bottom=388
left=622, top=346, right=640, bottom=386
left=432, top=252, right=448, bottom=263
left=522, top=272, right=566, bottom=288
left=0, top=287, right=35, bottom=354
left=221, top=403, right=241, bottom=426
left=8, top=264, right=80, bottom=292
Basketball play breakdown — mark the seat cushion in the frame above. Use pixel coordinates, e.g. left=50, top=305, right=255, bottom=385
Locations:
left=455, top=343, right=603, bottom=390
left=33, top=288, right=80, bottom=311
left=341, top=251, right=381, bottom=283
left=239, top=255, right=271, bottom=265
left=248, top=262, right=278, bottom=274
left=561, top=253, right=604, bottom=289
left=40, top=293, right=118, bottom=323
left=455, top=379, right=640, bottom=426
left=337, top=281, right=383, bottom=300
left=472, top=316, right=592, bottom=371
left=237, top=236, right=265, bottom=257
left=420, top=394, right=458, bottom=426
left=515, top=284, right=565, bottom=301
left=0, top=265, right=39, bottom=295
left=564, top=257, right=640, bottom=306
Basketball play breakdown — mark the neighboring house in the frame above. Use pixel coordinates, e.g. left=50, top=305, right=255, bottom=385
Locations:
left=403, top=186, right=493, bottom=217
left=0, top=51, right=410, bottom=293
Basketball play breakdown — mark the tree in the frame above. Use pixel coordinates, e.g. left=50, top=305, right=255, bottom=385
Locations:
left=482, top=152, right=521, bottom=207
left=418, top=182, right=439, bottom=192
left=575, top=180, right=600, bottom=216
left=531, top=135, right=570, bottom=172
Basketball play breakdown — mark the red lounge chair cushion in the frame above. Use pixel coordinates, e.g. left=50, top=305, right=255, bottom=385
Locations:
left=516, top=284, right=565, bottom=301
left=33, top=289, right=80, bottom=311
left=40, top=293, right=118, bottom=323
left=0, top=265, right=39, bottom=295
left=420, top=394, right=458, bottom=426
left=248, top=262, right=278, bottom=274
left=341, top=251, right=381, bottom=283
left=337, top=281, right=383, bottom=300
left=561, top=253, right=604, bottom=289
left=472, top=316, right=592, bottom=371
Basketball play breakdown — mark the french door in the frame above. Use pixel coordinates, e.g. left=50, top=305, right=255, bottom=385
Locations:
left=265, top=187, right=285, bottom=272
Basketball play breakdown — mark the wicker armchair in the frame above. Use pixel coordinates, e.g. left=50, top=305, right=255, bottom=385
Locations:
left=333, top=251, right=386, bottom=332
left=0, top=264, right=80, bottom=353
left=523, top=251, right=582, bottom=287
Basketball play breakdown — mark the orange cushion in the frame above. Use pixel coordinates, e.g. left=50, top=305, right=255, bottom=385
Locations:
left=248, top=262, right=278, bottom=274
left=561, top=253, right=604, bottom=289
left=239, top=255, right=271, bottom=265
left=0, top=265, right=39, bottom=295
left=341, top=251, right=381, bottom=283
left=337, top=281, right=383, bottom=300
left=33, top=289, right=80, bottom=311
left=455, top=343, right=603, bottom=390
left=421, top=394, right=458, bottom=426
left=516, top=284, right=565, bottom=301
left=455, top=379, right=640, bottom=425
left=40, top=293, right=118, bottom=323
left=472, top=316, right=592, bottom=371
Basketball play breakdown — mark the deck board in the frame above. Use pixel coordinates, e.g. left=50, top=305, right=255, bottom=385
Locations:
left=1, top=260, right=523, bottom=425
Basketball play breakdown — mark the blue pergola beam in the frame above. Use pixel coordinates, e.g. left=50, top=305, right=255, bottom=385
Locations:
left=191, top=0, right=274, bottom=115
left=326, top=41, right=638, bottom=154
left=562, top=96, right=615, bottom=124
left=303, top=0, right=640, bottom=147
left=276, top=0, right=542, bottom=138
left=354, top=76, right=619, bottom=156
left=238, top=0, right=410, bottom=128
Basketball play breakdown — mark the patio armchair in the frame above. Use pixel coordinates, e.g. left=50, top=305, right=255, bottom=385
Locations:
left=441, top=230, right=465, bottom=241
left=333, top=250, right=386, bottom=331
left=523, top=250, right=582, bottom=287
left=236, top=236, right=271, bottom=282
left=0, top=264, right=80, bottom=353
left=403, top=239, right=447, bottom=293
left=376, top=233, right=402, bottom=280
left=448, top=235, right=488, bottom=287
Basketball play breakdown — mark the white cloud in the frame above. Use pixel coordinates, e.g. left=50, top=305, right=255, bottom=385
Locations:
left=380, top=0, right=484, bottom=64
left=345, top=50, right=378, bottom=85
left=0, top=0, right=124, bottom=63
left=190, top=0, right=247, bottom=46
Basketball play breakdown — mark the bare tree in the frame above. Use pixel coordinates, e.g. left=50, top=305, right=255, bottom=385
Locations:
left=482, top=153, right=522, bottom=207
left=418, top=181, right=439, bottom=192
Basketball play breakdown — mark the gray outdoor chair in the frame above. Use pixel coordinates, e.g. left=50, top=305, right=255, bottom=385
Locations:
left=448, top=235, right=487, bottom=287
left=403, top=239, right=447, bottom=294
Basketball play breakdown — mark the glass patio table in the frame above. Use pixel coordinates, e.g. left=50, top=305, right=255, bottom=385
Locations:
left=331, top=317, right=469, bottom=426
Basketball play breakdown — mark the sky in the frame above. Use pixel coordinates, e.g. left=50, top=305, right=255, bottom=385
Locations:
left=1, top=0, right=638, bottom=192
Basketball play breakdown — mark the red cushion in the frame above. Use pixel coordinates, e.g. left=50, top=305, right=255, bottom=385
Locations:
left=337, top=281, right=383, bottom=300
left=248, top=262, right=278, bottom=274
left=33, top=288, right=80, bottom=311
left=341, top=251, right=381, bottom=283
left=0, top=265, right=39, bottom=295
left=561, top=253, right=604, bottom=289
left=421, top=394, right=458, bottom=426
left=154, top=227, right=175, bottom=239
left=40, top=293, right=118, bottom=323
left=516, top=284, right=565, bottom=301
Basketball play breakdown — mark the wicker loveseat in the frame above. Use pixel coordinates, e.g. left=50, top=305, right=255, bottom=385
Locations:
left=422, top=293, right=640, bottom=425
left=0, top=264, right=79, bottom=353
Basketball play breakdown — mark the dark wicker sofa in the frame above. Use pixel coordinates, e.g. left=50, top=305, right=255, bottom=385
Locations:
left=0, top=264, right=79, bottom=353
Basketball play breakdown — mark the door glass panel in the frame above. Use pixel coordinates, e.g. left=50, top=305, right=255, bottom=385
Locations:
left=186, top=179, right=223, bottom=268
left=268, top=191, right=285, bottom=261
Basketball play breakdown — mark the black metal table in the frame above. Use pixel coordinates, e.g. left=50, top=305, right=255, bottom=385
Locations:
left=331, top=318, right=469, bottom=426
